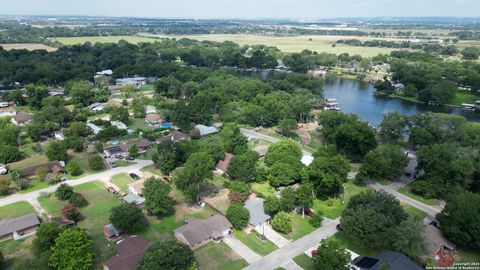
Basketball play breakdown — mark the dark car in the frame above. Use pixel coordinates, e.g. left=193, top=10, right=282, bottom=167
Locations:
left=129, top=173, right=140, bottom=180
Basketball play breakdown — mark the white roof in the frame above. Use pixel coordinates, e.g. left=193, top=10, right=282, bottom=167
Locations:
left=194, top=124, right=218, bottom=137
left=87, top=123, right=103, bottom=134
left=301, top=154, right=314, bottom=166
left=111, top=121, right=127, bottom=130
left=96, top=69, right=113, bottom=76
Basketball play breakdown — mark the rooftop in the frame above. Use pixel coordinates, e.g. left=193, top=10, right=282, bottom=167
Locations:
left=174, top=215, right=232, bottom=246
left=194, top=124, right=218, bottom=137
left=244, top=198, right=271, bottom=226
left=103, top=236, right=149, bottom=270
left=0, top=214, right=40, bottom=237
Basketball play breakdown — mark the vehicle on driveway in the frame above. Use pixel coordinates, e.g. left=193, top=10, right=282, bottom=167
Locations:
left=129, top=173, right=139, bottom=180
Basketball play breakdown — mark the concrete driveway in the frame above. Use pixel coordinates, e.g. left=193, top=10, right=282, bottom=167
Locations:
left=223, top=235, right=262, bottom=263
left=255, top=223, right=290, bottom=248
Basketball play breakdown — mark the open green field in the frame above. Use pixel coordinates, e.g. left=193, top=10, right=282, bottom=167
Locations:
left=194, top=242, right=249, bottom=270
left=449, top=90, right=479, bottom=106
left=7, top=155, right=49, bottom=170
left=312, top=182, right=371, bottom=219
left=0, top=43, right=57, bottom=52
left=252, top=182, right=276, bottom=198
left=54, top=36, right=159, bottom=45
left=233, top=230, right=277, bottom=255
left=111, top=173, right=133, bottom=191
left=0, top=201, right=36, bottom=220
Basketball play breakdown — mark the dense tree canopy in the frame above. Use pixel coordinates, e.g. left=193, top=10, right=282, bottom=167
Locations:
left=137, top=239, right=196, bottom=270
left=109, top=203, right=148, bottom=233
left=143, top=177, right=175, bottom=218
left=49, top=228, right=94, bottom=270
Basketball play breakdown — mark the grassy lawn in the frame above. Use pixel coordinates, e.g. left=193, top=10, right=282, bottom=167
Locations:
left=281, top=213, right=316, bottom=241
left=233, top=230, right=277, bottom=255
left=19, top=143, right=39, bottom=156
left=194, top=242, right=249, bottom=270
left=397, top=186, right=439, bottom=206
left=54, top=36, right=158, bottom=45
left=0, top=238, right=34, bottom=269
left=17, top=180, right=52, bottom=194
left=111, top=173, right=134, bottom=191
left=39, top=181, right=122, bottom=267
left=140, top=165, right=163, bottom=175
left=330, top=231, right=380, bottom=256
left=293, top=254, right=315, bottom=270
left=312, top=182, right=370, bottom=219
left=307, top=130, right=323, bottom=149
left=0, top=201, right=36, bottom=220
left=402, top=204, right=428, bottom=220
left=0, top=43, right=57, bottom=51
left=128, top=118, right=151, bottom=132
left=252, top=182, right=276, bottom=198
left=457, top=246, right=480, bottom=263
left=69, top=152, right=106, bottom=179
left=7, top=155, right=49, bottom=170
left=139, top=147, right=157, bottom=160
left=449, top=91, right=479, bottom=106
left=116, top=160, right=134, bottom=167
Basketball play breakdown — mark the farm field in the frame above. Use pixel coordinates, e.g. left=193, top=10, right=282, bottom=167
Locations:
left=54, top=36, right=158, bottom=45
left=0, top=43, right=57, bottom=52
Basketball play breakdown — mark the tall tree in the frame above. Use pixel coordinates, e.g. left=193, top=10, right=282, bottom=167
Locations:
left=32, top=222, right=63, bottom=257
left=49, top=228, right=94, bottom=270
left=313, top=240, right=350, bottom=270
left=379, top=112, right=408, bottom=143
left=173, top=152, right=214, bottom=202
left=359, top=144, right=409, bottom=181
left=109, top=203, right=148, bottom=233
left=143, top=177, right=175, bottom=218
left=137, top=240, right=196, bottom=270
left=393, top=218, right=426, bottom=257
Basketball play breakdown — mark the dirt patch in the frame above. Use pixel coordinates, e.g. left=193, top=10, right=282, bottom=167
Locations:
left=174, top=202, right=203, bottom=222
left=203, top=188, right=231, bottom=215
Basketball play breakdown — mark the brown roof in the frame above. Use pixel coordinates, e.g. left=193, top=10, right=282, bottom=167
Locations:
left=158, top=131, right=191, bottom=143
left=254, top=145, right=269, bottom=157
left=103, top=236, right=149, bottom=270
left=424, top=225, right=456, bottom=257
left=144, top=113, right=161, bottom=122
left=174, top=215, right=232, bottom=246
left=215, top=153, right=234, bottom=172
left=121, top=139, right=154, bottom=151
left=13, top=111, right=32, bottom=123
left=22, top=161, right=64, bottom=176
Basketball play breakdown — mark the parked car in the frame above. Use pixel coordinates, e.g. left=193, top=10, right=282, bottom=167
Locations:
left=127, top=156, right=135, bottom=161
left=109, top=161, right=118, bottom=168
left=129, top=173, right=139, bottom=180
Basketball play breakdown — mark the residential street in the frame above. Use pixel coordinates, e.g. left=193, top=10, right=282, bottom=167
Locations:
left=365, top=180, right=443, bottom=217
left=244, top=218, right=340, bottom=270
left=0, top=160, right=153, bottom=208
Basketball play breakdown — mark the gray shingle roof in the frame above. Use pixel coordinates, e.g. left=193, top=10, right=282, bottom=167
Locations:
left=0, top=214, right=40, bottom=237
left=244, top=198, right=271, bottom=226
left=174, top=215, right=232, bottom=246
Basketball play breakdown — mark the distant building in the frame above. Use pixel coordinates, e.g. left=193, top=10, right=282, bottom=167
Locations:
left=122, top=193, right=145, bottom=206
left=96, top=69, right=113, bottom=76
left=111, top=121, right=127, bottom=130
left=87, top=122, right=103, bottom=135
left=194, top=124, right=218, bottom=137
left=145, top=105, right=157, bottom=115
left=116, top=77, right=147, bottom=88
left=0, top=163, right=7, bottom=175
left=103, top=146, right=127, bottom=158
left=0, top=214, right=40, bottom=240
left=103, top=236, right=149, bottom=270
left=145, top=113, right=162, bottom=126
left=301, top=155, right=314, bottom=166
left=174, top=215, right=232, bottom=248
left=373, top=63, right=391, bottom=73
left=104, top=223, right=123, bottom=241
left=11, top=111, right=32, bottom=126
left=88, top=102, right=108, bottom=112
left=392, top=83, right=405, bottom=90
left=22, top=161, right=65, bottom=177
left=158, top=131, right=191, bottom=143
left=54, top=130, right=65, bottom=140
left=215, top=153, right=234, bottom=174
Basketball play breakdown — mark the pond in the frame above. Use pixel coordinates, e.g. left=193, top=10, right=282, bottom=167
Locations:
left=323, top=78, right=480, bottom=126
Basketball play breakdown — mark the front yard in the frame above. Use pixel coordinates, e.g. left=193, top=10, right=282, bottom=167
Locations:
left=281, top=213, right=316, bottom=241
left=397, top=186, right=439, bottom=206
left=0, top=201, right=36, bottom=220
left=111, top=173, right=134, bottom=191
left=233, top=230, right=277, bottom=255
left=293, top=254, right=315, bottom=270
left=194, top=242, right=249, bottom=270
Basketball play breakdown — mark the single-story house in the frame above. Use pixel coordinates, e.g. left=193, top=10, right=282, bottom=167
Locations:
left=244, top=198, right=271, bottom=227
left=122, top=193, right=145, bottom=206
left=116, top=77, right=147, bottom=88
left=103, top=236, right=149, bottom=270
left=87, top=122, right=103, bottom=135
left=125, top=139, right=154, bottom=153
left=158, top=131, right=191, bottom=143
left=351, top=251, right=422, bottom=270
left=0, top=214, right=40, bottom=240
left=50, top=217, right=75, bottom=227
left=145, top=113, right=162, bottom=126
left=424, top=225, right=456, bottom=266
left=392, top=83, right=405, bottom=90
left=111, top=121, right=128, bottom=130
left=104, top=223, right=123, bottom=241
left=11, top=111, right=32, bottom=126
left=88, top=102, right=108, bottom=112
left=22, top=161, right=65, bottom=177
left=108, top=85, right=123, bottom=93
left=145, top=105, right=157, bottom=115
left=215, top=153, right=234, bottom=174
left=54, top=130, right=65, bottom=140
left=0, top=107, right=16, bottom=118
left=129, top=180, right=145, bottom=196
left=104, top=146, right=127, bottom=158
left=194, top=124, right=218, bottom=137
left=174, top=215, right=232, bottom=248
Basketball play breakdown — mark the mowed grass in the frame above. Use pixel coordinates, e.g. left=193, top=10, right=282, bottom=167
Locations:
left=397, top=186, right=439, bottom=206
left=233, top=230, right=277, bottom=255
left=54, top=36, right=158, bottom=45
left=293, top=254, right=315, bottom=270
left=252, top=182, right=276, bottom=198
left=0, top=43, right=57, bottom=52
left=402, top=204, right=428, bottom=220
left=39, top=181, right=122, bottom=267
left=7, top=155, right=49, bottom=170
left=111, top=173, right=133, bottom=191
left=312, top=182, right=371, bottom=219
left=17, top=180, right=52, bottom=194
left=330, top=231, right=380, bottom=256
left=128, top=118, right=152, bottom=132
left=0, top=201, right=36, bottom=220
left=194, top=242, right=249, bottom=270
left=449, top=91, right=479, bottom=106
left=281, top=213, right=316, bottom=241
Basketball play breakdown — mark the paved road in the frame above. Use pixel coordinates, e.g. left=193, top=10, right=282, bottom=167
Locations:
left=244, top=218, right=340, bottom=270
left=223, top=235, right=262, bottom=263
left=365, top=180, right=443, bottom=217
left=0, top=160, right=153, bottom=208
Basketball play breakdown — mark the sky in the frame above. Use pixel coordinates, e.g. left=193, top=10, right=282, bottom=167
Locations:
left=0, top=0, right=479, bottom=19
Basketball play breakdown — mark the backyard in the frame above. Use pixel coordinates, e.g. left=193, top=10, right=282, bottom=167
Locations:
left=194, top=242, right=249, bottom=270
left=233, top=230, right=277, bottom=255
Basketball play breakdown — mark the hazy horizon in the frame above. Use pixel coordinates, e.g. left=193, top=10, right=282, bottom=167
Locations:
left=1, top=0, right=480, bottom=19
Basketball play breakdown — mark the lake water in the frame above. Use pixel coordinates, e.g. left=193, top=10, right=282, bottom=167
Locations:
left=323, top=78, right=480, bottom=126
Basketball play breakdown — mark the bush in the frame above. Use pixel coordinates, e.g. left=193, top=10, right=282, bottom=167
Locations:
left=271, top=211, right=292, bottom=234
left=61, top=204, right=82, bottom=223
left=309, top=212, right=324, bottom=228
left=55, top=183, right=74, bottom=200
left=410, top=181, right=435, bottom=199
left=18, top=178, right=30, bottom=190
left=226, top=204, right=250, bottom=229
left=88, top=155, right=104, bottom=170
left=69, top=192, right=89, bottom=208
left=227, top=181, right=250, bottom=203
left=66, top=160, right=83, bottom=176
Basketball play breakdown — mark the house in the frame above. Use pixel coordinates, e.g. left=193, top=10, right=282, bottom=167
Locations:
left=11, top=111, right=32, bottom=126
left=129, top=180, right=145, bottom=196
left=194, top=124, right=218, bottom=137
left=392, top=83, right=405, bottom=90
left=0, top=107, right=16, bottom=118
left=104, top=223, right=123, bottom=241
left=22, top=161, right=65, bottom=177
left=116, top=77, right=147, bottom=88
left=108, top=85, right=123, bottom=93
left=215, top=153, right=234, bottom=174
left=96, top=69, right=113, bottom=76
left=174, top=215, right=232, bottom=248
left=424, top=225, right=456, bottom=266
left=145, top=113, right=162, bottom=126
left=103, top=236, right=149, bottom=270
left=126, top=139, right=154, bottom=153
left=54, top=130, right=65, bottom=140
left=104, top=146, right=127, bottom=158
left=145, top=105, right=157, bottom=115
left=0, top=214, right=40, bottom=240
left=373, top=63, right=391, bottom=73
left=87, top=122, right=103, bottom=135
left=351, top=251, right=422, bottom=270
left=88, top=102, right=108, bottom=112
left=122, top=193, right=145, bottom=206
left=244, top=198, right=271, bottom=227
left=50, top=217, right=75, bottom=227
left=111, top=121, right=127, bottom=130
left=301, top=154, right=314, bottom=166
left=158, top=131, right=191, bottom=143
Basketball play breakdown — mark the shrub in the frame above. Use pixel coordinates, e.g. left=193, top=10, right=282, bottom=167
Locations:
left=226, top=204, right=250, bottom=229
left=61, top=204, right=82, bottom=223
left=227, top=181, right=250, bottom=203
left=271, top=211, right=292, bottom=234
left=55, top=183, right=74, bottom=200
left=88, top=155, right=104, bottom=170
left=309, top=212, right=324, bottom=228
left=66, top=160, right=83, bottom=176
left=18, top=178, right=30, bottom=190
left=69, top=192, right=89, bottom=208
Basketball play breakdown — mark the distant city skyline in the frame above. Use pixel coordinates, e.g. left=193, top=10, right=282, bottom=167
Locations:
left=1, top=0, right=480, bottom=19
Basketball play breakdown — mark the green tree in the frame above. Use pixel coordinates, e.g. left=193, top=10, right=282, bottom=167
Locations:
left=49, top=228, right=94, bottom=270
left=95, top=142, right=104, bottom=153
left=227, top=181, right=250, bottom=204
left=461, top=46, right=480, bottom=60
left=137, top=239, right=196, bottom=270
left=64, top=122, right=91, bottom=137
left=128, top=144, right=139, bottom=158
left=110, top=106, right=129, bottom=123
left=88, top=155, right=104, bottom=170
left=132, top=98, right=147, bottom=118
left=393, top=218, right=426, bottom=257
left=154, top=141, right=182, bottom=174
left=226, top=204, right=250, bottom=229
left=379, top=112, right=408, bottom=143
left=280, top=187, right=297, bottom=212
left=26, top=84, right=49, bottom=109
left=0, top=145, right=24, bottom=164
left=110, top=203, right=148, bottom=233
left=121, top=85, right=135, bottom=100
left=69, top=192, right=89, bottom=208
left=143, top=177, right=175, bottom=218
left=313, top=240, right=350, bottom=270
left=264, top=196, right=281, bottom=216
left=68, top=81, right=93, bottom=107
left=296, top=183, right=314, bottom=218
left=359, top=144, right=409, bottom=181
left=219, top=122, right=248, bottom=154
left=45, top=141, right=68, bottom=161
left=66, top=160, right=83, bottom=176
left=55, top=184, right=74, bottom=200
left=0, top=177, right=10, bottom=195
left=271, top=212, right=292, bottom=234
left=264, top=140, right=302, bottom=167
left=334, top=121, right=377, bottom=161
left=32, top=222, right=63, bottom=257
left=226, top=151, right=259, bottom=182
left=173, top=152, right=214, bottom=202
left=278, top=118, right=297, bottom=136
left=270, top=162, right=300, bottom=187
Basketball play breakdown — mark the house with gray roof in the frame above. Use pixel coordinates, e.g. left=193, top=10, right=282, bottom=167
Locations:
left=0, top=214, right=40, bottom=240
left=122, top=193, right=145, bottom=206
left=174, top=215, right=232, bottom=248
left=352, top=251, right=422, bottom=270
left=244, top=198, right=271, bottom=227
left=194, top=124, right=218, bottom=137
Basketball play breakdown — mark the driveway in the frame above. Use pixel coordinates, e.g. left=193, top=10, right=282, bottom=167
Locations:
left=223, top=235, right=262, bottom=263
left=244, top=218, right=340, bottom=270
left=0, top=160, right=153, bottom=208
left=365, top=180, right=443, bottom=217
left=255, top=223, right=290, bottom=248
